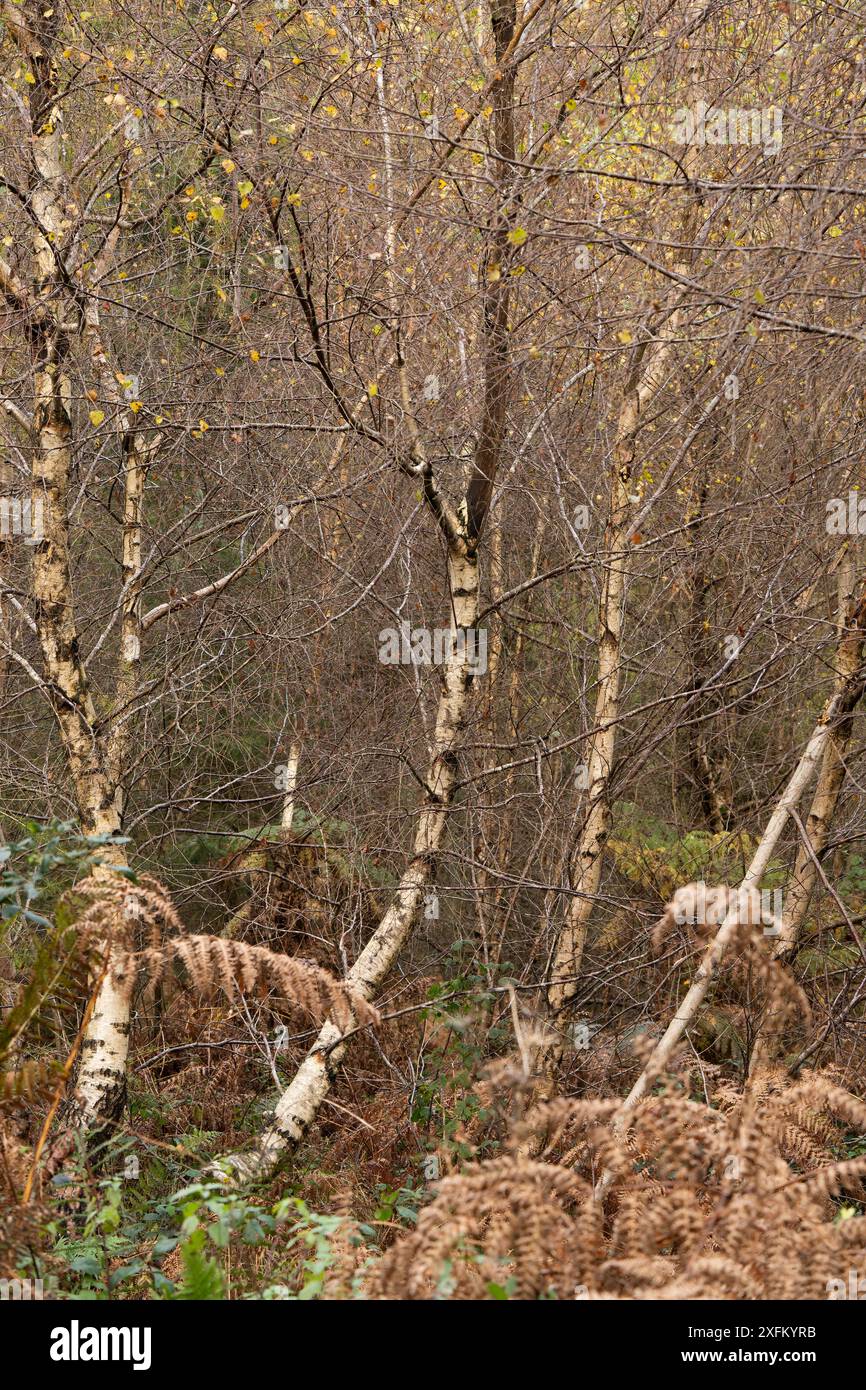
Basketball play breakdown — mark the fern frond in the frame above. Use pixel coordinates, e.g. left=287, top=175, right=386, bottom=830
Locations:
left=113, top=935, right=380, bottom=1032
left=0, top=1060, right=62, bottom=1104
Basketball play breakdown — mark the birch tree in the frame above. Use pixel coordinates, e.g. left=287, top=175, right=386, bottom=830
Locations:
left=0, top=0, right=318, bottom=1127
left=214, top=0, right=523, bottom=1180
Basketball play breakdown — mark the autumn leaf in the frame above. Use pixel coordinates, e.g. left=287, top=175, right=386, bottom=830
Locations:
left=89, top=409, right=105, bottom=426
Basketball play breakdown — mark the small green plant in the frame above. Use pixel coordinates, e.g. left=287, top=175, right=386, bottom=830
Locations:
left=0, top=822, right=129, bottom=1081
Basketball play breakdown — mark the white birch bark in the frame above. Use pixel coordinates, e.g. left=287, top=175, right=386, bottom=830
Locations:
left=212, top=0, right=518, bottom=1181
left=772, top=551, right=865, bottom=958
left=545, top=252, right=697, bottom=1026
left=544, top=57, right=703, bottom=1046
left=596, top=685, right=857, bottom=1197
left=214, top=544, right=482, bottom=1181
left=747, top=551, right=866, bottom=1071
left=14, top=9, right=131, bottom=1122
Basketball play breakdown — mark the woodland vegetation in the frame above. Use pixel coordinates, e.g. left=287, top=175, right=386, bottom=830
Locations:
left=2, top=0, right=866, bottom=1302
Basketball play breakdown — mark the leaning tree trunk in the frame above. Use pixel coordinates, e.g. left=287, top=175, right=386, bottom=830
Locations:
left=772, top=549, right=864, bottom=959
left=212, top=0, right=519, bottom=1182
left=214, top=540, right=482, bottom=1181
left=544, top=246, right=698, bottom=1037
left=749, top=548, right=866, bottom=1072
left=543, top=68, right=703, bottom=1063
left=597, top=668, right=866, bottom=1199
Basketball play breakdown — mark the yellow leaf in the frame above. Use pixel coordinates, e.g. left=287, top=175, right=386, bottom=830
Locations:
left=89, top=409, right=105, bottom=425
left=828, top=225, right=843, bottom=237
left=209, top=204, right=225, bottom=222
left=213, top=46, right=228, bottom=60
left=221, top=158, right=235, bottom=173
left=367, top=382, right=378, bottom=397
left=617, top=329, right=633, bottom=344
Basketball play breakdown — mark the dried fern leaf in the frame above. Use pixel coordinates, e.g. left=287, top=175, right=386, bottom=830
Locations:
left=113, top=935, right=379, bottom=1031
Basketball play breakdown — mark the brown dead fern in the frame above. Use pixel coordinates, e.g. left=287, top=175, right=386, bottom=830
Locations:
left=62, top=874, right=379, bottom=1031
left=113, top=935, right=379, bottom=1032
left=373, top=1066, right=866, bottom=1300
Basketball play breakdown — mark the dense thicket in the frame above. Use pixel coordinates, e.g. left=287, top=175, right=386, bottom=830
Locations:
left=2, top=0, right=866, bottom=1300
